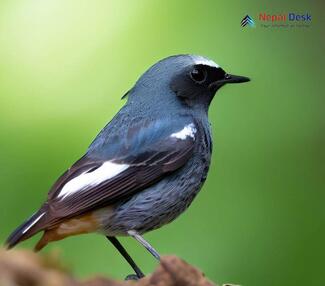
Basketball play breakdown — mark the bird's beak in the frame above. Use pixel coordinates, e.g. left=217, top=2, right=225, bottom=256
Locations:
left=223, top=74, right=250, bottom=84
left=209, top=73, right=250, bottom=91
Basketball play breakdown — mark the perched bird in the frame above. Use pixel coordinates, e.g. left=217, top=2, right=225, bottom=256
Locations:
left=6, top=54, right=249, bottom=278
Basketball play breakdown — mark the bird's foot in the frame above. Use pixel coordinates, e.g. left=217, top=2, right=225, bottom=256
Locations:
left=125, top=274, right=142, bottom=281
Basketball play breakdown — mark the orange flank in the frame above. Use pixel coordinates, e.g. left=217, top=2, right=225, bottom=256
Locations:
left=35, top=212, right=100, bottom=251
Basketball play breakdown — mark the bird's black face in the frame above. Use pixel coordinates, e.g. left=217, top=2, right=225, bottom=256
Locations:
left=130, top=55, right=250, bottom=111
left=170, top=62, right=250, bottom=107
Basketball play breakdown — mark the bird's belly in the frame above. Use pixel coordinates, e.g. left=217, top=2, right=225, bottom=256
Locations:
left=97, top=153, right=211, bottom=236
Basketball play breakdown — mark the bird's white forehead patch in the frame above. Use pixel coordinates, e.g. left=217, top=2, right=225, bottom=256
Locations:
left=170, top=123, right=197, bottom=140
left=190, top=55, right=219, bottom=68
left=58, top=162, right=129, bottom=199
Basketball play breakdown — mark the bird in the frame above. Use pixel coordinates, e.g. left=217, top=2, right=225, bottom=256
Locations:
left=6, top=54, right=250, bottom=279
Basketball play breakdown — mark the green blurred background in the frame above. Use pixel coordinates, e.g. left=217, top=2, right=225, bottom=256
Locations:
left=0, top=1, right=324, bottom=285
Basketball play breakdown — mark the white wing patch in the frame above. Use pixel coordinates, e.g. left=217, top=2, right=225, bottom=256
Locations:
left=22, top=212, right=45, bottom=234
left=170, top=123, right=197, bottom=140
left=190, top=55, right=219, bottom=68
left=58, top=162, right=129, bottom=199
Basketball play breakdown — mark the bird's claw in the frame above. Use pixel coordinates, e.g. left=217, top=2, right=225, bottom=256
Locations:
left=125, top=274, right=142, bottom=281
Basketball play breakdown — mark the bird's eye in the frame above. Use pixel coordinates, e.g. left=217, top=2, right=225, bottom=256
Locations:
left=190, top=68, right=207, bottom=83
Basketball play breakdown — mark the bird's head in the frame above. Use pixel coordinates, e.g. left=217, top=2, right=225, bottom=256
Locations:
left=128, top=54, right=250, bottom=111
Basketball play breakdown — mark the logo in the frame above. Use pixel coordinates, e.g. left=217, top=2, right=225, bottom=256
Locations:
left=241, top=15, right=255, bottom=27
left=241, top=13, right=312, bottom=29
left=259, top=12, right=311, bottom=22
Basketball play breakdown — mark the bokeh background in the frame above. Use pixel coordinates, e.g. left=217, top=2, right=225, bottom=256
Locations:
left=0, top=1, right=324, bottom=285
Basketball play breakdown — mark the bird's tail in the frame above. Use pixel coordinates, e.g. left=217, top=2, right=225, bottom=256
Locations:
left=5, top=209, right=46, bottom=249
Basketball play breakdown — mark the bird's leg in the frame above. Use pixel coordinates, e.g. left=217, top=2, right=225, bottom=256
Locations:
left=106, top=236, right=145, bottom=279
left=127, top=230, right=161, bottom=261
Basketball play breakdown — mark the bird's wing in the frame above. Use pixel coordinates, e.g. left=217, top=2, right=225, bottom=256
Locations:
left=44, top=116, right=198, bottom=225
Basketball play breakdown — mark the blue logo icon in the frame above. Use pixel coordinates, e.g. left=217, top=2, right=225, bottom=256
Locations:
left=241, top=15, right=255, bottom=27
